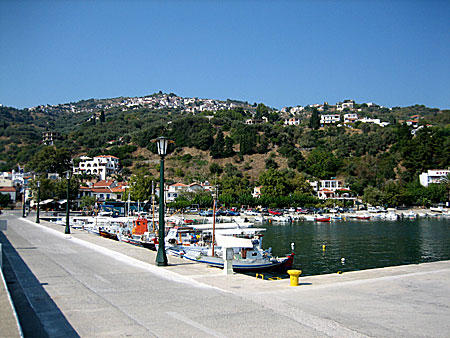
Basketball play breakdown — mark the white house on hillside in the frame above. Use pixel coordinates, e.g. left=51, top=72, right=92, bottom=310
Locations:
left=320, top=114, right=340, bottom=124
left=74, top=155, right=120, bottom=180
left=310, top=179, right=355, bottom=201
left=344, top=113, right=358, bottom=123
left=419, top=169, right=450, bottom=187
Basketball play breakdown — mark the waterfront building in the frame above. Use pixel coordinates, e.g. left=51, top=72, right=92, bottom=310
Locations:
left=309, top=179, right=355, bottom=201
left=78, top=180, right=128, bottom=202
left=419, top=169, right=450, bottom=187
left=0, top=186, right=16, bottom=203
left=74, top=155, right=120, bottom=180
left=165, top=181, right=215, bottom=202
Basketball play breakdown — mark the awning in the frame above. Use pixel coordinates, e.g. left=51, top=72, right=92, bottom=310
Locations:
left=58, top=199, right=67, bottom=204
left=205, top=228, right=266, bottom=236
left=39, top=199, right=54, bottom=205
left=215, top=234, right=253, bottom=248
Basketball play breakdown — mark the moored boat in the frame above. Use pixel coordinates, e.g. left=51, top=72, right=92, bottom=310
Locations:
left=182, top=235, right=295, bottom=272
left=315, top=215, right=331, bottom=222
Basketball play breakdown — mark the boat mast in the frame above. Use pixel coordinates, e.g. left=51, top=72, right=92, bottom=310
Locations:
left=212, top=180, right=218, bottom=256
left=212, top=199, right=216, bottom=256
left=127, top=192, right=131, bottom=217
left=152, top=180, right=155, bottom=233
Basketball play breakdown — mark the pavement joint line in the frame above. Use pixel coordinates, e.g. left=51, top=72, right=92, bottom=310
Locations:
left=255, top=297, right=370, bottom=338
left=166, top=311, right=228, bottom=338
left=22, top=219, right=230, bottom=293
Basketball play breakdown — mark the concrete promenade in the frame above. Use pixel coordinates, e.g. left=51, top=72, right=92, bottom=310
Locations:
left=0, top=210, right=449, bottom=337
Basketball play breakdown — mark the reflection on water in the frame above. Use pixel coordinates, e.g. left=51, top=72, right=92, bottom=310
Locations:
left=261, top=218, right=450, bottom=276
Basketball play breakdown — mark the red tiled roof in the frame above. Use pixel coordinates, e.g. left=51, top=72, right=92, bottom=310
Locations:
left=172, top=183, right=188, bottom=187
left=111, top=187, right=125, bottom=193
left=93, top=180, right=115, bottom=188
left=95, top=155, right=119, bottom=159
left=91, top=188, right=112, bottom=193
left=0, top=187, right=16, bottom=192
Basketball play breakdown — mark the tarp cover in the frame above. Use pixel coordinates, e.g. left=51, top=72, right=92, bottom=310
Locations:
left=215, top=234, right=253, bottom=248
left=39, top=199, right=54, bottom=205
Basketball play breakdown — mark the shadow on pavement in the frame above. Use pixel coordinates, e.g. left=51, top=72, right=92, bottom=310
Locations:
left=0, top=232, right=79, bottom=338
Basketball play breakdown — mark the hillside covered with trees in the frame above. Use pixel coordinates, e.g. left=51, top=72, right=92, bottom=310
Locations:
left=1, top=93, right=449, bottom=208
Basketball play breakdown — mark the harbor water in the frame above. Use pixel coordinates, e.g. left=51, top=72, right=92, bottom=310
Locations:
left=261, top=217, right=450, bottom=276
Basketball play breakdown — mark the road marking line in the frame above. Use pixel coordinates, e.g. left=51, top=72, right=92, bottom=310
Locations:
left=166, top=311, right=227, bottom=338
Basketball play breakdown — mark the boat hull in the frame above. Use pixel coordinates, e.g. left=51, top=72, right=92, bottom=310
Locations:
left=182, top=252, right=294, bottom=272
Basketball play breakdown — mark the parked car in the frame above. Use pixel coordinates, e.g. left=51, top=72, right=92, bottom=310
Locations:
left=199, top=210, right=213, bottom=217
left=268, top=209, right=282, bottom=216
left=243, top=210, right=260, bottom=216
left=215, top=209, right=227, bottom=216
left=225, top=210, right=240, bottom=216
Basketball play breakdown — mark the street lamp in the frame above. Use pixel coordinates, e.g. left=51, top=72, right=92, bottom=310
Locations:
left=65, top=170, right=71, bottom=234
left=36, top=181, right=41, bottom=223
left=22, top=183, right=27, bottom=218
left=153, top=136, right=172, bottom=266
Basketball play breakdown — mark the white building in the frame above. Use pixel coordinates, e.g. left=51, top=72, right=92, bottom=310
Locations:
left=74, top=155, right=120, bottom=180
left=165, top=182, right=214, bottom=202
left=419, top=169, right=450, bottom=187
left=284, top=117, right=301, bottom=126
left=320, top=114, right=340, bottom=124
left=310, top=179, right=355, bottom=200
left=343, top=113, right=358, bottom=123
left=290, top=106, right=304, bottom=114
left=336, top=100, right=354, bottom=111
left=358, top=117, right=390, bottom=127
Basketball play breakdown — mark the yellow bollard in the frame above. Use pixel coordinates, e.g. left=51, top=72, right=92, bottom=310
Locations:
left=287, top=269, right=302, bottom=286
left=322, top=244, right=326, bottom=251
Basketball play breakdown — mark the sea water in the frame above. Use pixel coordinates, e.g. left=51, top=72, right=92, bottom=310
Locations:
left=261, top=217, right=450, bottom=276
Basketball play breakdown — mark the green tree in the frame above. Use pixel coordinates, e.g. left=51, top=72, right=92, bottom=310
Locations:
left=126, top=174, right=156, bottom=201
left=210, top=131, right=225, bottom=158
left=28, top=146, right=72, bottom=175
left=0, top=194, right=11, bottom=207
left=309, top=108, right=320, bottom=130
left=209, top=163, right=223, bottom=175
left=255, top=103, right=269, bottom=120
left=80, top=195, right=96, bottom=210
left=259, top=168, right=290, bottom=198
left=54, top=177, right=80, bottom=201
left=362, top=186, right=384, bottom=206
left=224, top=136, right=235, bottom=157
left=306, top=148, right=342, bottom=179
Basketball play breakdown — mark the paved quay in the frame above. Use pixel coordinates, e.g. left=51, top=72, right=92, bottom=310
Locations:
left=0, top=210, right=449, bottom=337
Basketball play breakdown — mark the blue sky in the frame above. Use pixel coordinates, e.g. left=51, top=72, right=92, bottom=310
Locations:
left=1, top=0, right=449, bottom=109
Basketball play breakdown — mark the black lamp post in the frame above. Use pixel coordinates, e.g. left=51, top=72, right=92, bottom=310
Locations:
left=154, top=136, right=171, bottom=266
left=22, top=183, right=27, bottom=218
left=36, top=181, right=41, bottom=223
left=65, top=171, right=71, bottom=234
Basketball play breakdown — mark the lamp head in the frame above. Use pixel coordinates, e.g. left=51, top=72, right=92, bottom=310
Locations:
left=153, top=136, right=174, bottom=157
left=66, top=171, right=71, bottom=180
left=37, top=181, right=40, bottom=188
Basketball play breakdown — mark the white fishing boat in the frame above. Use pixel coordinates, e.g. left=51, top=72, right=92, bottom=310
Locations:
left=182, top=235, right=295, bottom=272
left=272, top=215, right=292, bottom=223
left=402, top=211, right=417, bottom=219
left=383, top=212, right=399, bottom=220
